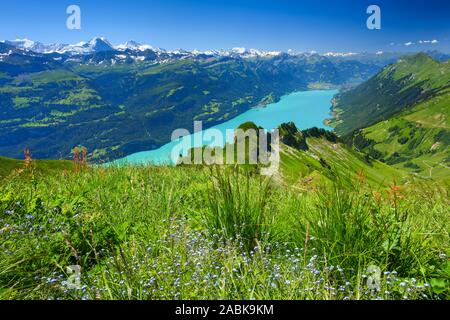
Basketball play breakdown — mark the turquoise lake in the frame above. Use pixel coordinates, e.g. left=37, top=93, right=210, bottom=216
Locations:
left=113, top=89, right=338, bottom=165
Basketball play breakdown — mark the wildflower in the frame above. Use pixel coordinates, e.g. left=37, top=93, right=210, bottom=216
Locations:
left=23, top=147, right=33, bottom=168
left=386, top=181, right=404, bottom=202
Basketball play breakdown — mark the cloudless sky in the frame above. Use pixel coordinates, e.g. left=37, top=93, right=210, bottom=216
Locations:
left=0, top=0, right=449, bottom=53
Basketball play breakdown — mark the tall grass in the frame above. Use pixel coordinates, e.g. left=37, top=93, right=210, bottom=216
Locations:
left=308, top=181, right=421, bottom=273
left=205, top=166, right=273, bottom=250
left=0, top=164, right=448, bottom=299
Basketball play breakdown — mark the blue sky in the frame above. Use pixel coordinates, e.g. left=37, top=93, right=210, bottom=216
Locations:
left=1, top=0, right=449, bottom=53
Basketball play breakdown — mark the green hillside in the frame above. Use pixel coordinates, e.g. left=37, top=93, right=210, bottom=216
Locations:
left=178, top=122, right=416, bottom=187
left=335, top=54, right=450, bottom=180
left=348, top=95, right=449, bottom=180
left=331, top=54, right=450, bottom=135
left=280, top=136, right=412, bottom=188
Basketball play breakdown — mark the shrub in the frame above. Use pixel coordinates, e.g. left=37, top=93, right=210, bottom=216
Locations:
left=368, top=148, right=384, bottom=159
left=398, top=137, right=409, bottom=145
left=404, top=162, right=421, bottom=170
left=388, top=126, right=401, bottom=135
left=434, top=130, right=450, bottom=145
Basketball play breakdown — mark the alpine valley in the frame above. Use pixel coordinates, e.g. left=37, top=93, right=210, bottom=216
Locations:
left=333, top=53, right=450, bottom=180
left=1, top=37, right=448, bottom=161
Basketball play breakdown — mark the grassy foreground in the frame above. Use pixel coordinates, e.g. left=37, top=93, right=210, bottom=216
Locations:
left=0, top=163, right=449, bottom=300
left=0, top=156, right=73, bottom=180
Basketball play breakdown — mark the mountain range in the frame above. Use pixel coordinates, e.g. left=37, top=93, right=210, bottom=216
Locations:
left=3, top=37, right=450, bottom=64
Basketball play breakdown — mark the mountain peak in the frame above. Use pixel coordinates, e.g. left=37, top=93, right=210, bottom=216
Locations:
left=88, top=37, right=110, bottom=44
left=4, top=38, right=46, bottom=52
left=116, top=40, right=153, bottom=51
left=125, top=40, right=141, bottom=47
left=2, top=37, right=448, bottom=64
left=86, top=37, right=114, bottom=52
left=401, top=52, right=435, bottom=65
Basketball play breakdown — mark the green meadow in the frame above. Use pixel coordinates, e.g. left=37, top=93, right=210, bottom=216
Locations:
left=0, top=142, right=448, bottom=300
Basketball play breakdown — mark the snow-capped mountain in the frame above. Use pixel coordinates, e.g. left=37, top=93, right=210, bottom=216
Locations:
left=3, top=37, right=446, bottom=67
left=225, top=47, right=282, bottom=58
left=55, top=37, right=115, bottom=55
left=1, top=37, right=289, bottom=59
left=116, top=40, right=153, bottom=52
left=323, top=52, right=359, bottom=57
left=1, top=37, right=115, bottom=56
left=4, top=39, right=48, bottom=53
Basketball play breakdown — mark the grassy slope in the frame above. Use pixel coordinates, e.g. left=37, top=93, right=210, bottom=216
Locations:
left=0, top=163, right=448, bottom=300
left=363, top=105, right=448, bottom=178
left=179, top=135, right=416, bottom=188
left=331, top=54, right=449, bottom=180
left=348, top=88, right=450, bottom=180
left=0, top=127, right=448, bottom=299
left=332, top=54, right=450, bottom=135
left=0, top=156, right=74, bottom=179
left=280, top=137, right=412, bottom=188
